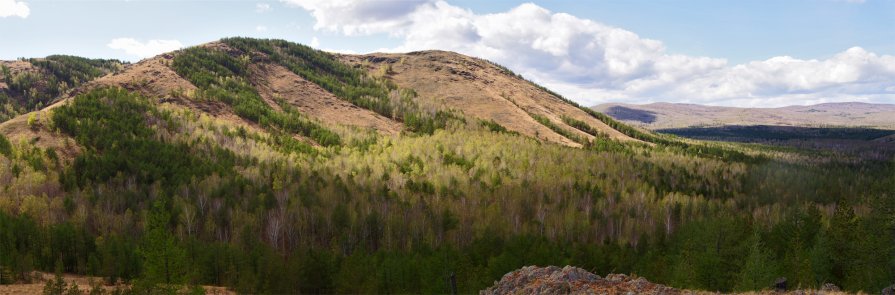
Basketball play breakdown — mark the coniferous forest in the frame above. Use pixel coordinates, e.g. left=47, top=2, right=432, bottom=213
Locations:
left=0, top=38, right=893, bottom=294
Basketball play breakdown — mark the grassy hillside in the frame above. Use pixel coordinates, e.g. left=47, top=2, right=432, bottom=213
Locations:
left=0, top=38, right=893, bottom=294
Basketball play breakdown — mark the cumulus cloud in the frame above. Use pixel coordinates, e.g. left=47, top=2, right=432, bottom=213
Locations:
left=256, top=25, right=268, bottom=32
left=256, top=3, right=271, bottom=13
left=107, top=38, right=184, bottom=59
left=289, top=0, right=895, bottom=107
left=0, top=0, right=30, bottom=18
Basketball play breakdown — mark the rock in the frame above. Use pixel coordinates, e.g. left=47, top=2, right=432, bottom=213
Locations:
left=774, top=277, right=788, bottom=292
left=480, top=266, right=679, bottom=295
left=606, top=273, right=629, bottom=282
left=883, top=284, right=895, bottom=295
left=631, top=277, right=651, bottom=291
left=821, top=283, right=840, bottom=292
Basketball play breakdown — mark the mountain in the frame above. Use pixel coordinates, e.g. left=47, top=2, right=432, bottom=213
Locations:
left=1, top=42, right=644, bottom=158
left=0, top=38, right=892, bottom=294
left=593, top=102, right=895, bottom=130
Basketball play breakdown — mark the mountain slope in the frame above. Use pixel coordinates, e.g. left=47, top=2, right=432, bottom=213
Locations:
left=340, top=51, right=640, bottom=146
left=249, top=61, right=403, bottom=135
left=593, top=102, right=895, bottom=130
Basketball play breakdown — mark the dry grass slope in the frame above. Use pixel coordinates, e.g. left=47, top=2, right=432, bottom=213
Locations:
left=250, top=62, right=403, bottom=135
left=339, top=50, right=640, bottom=146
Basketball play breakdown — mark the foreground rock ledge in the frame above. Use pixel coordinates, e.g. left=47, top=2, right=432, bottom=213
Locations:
left=480, top=266, right=854, bottom=295
left=480, top=265, right=679, bottom=295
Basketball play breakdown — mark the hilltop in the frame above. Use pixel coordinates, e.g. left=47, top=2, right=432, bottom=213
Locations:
left=1, top=41, right=642, bottom=154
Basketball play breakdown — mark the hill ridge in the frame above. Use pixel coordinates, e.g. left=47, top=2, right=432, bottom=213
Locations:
left=594, top=101, right=895, bottom=130
left=2, top=38, right=646, bottom=151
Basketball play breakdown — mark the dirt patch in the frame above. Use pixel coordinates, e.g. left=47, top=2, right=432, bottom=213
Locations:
left=340, top=51, right=640, bottom=146
left=250, top=62, right=403, bottom=135
left=0, top=272, right=234, bottom=295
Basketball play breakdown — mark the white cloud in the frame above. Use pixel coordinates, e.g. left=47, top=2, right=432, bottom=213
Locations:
left=310, top=36, right=320, bottom=48
left=107, top=38, right=184, bottom=59
left=256, top=3, right=271, bottom=13
left=0, top=0, right=30, bottom=18
left=290, top=0, right=895, bottom=107
left=256, top=25, right=268, bottom=32
left=281, top=0, right=435, bottom=35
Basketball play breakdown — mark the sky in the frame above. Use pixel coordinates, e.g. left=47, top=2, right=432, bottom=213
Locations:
left=1, top=0, right=894, bottom=107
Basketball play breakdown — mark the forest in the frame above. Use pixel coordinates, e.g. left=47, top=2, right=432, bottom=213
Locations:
left=0, top=38, right=893, bottom=294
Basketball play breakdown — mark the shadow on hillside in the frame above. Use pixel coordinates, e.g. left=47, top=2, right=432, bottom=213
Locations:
left=605, top=106, right=657, bottom=124
left=658, top=125, right=895, bottom=161
left=657, top=125, right=895, bottom=141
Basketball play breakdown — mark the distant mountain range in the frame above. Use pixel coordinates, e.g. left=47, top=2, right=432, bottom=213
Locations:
left=592, top=102, right=895, bottom=130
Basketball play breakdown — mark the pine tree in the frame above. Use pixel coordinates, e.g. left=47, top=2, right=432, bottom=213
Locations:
left=828, top=201, right=856, bottom=284
left=809, top=228, right=834, bottom=286
left=139, top=200, right=187, bottom=292
left=735, top=231, right=777, bottom=291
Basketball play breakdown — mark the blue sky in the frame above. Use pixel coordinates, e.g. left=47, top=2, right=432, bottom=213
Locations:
left=2, top=0, right=894, bottom=107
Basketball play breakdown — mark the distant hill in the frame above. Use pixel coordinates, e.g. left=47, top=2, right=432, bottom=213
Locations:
left=0, top=56, right=124, bottom=122
left=592, top=102, right=895, bottom=130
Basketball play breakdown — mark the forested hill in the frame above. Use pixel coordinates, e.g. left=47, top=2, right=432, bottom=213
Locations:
left=0, top=56, right=125, bottom=123
left=0, top=38, right=893, bottom=294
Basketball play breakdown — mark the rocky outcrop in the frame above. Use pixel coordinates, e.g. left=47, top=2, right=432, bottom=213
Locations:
left=481, top=266, right=859, bottom=295
left=480, top=266, right=680, bottom=295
